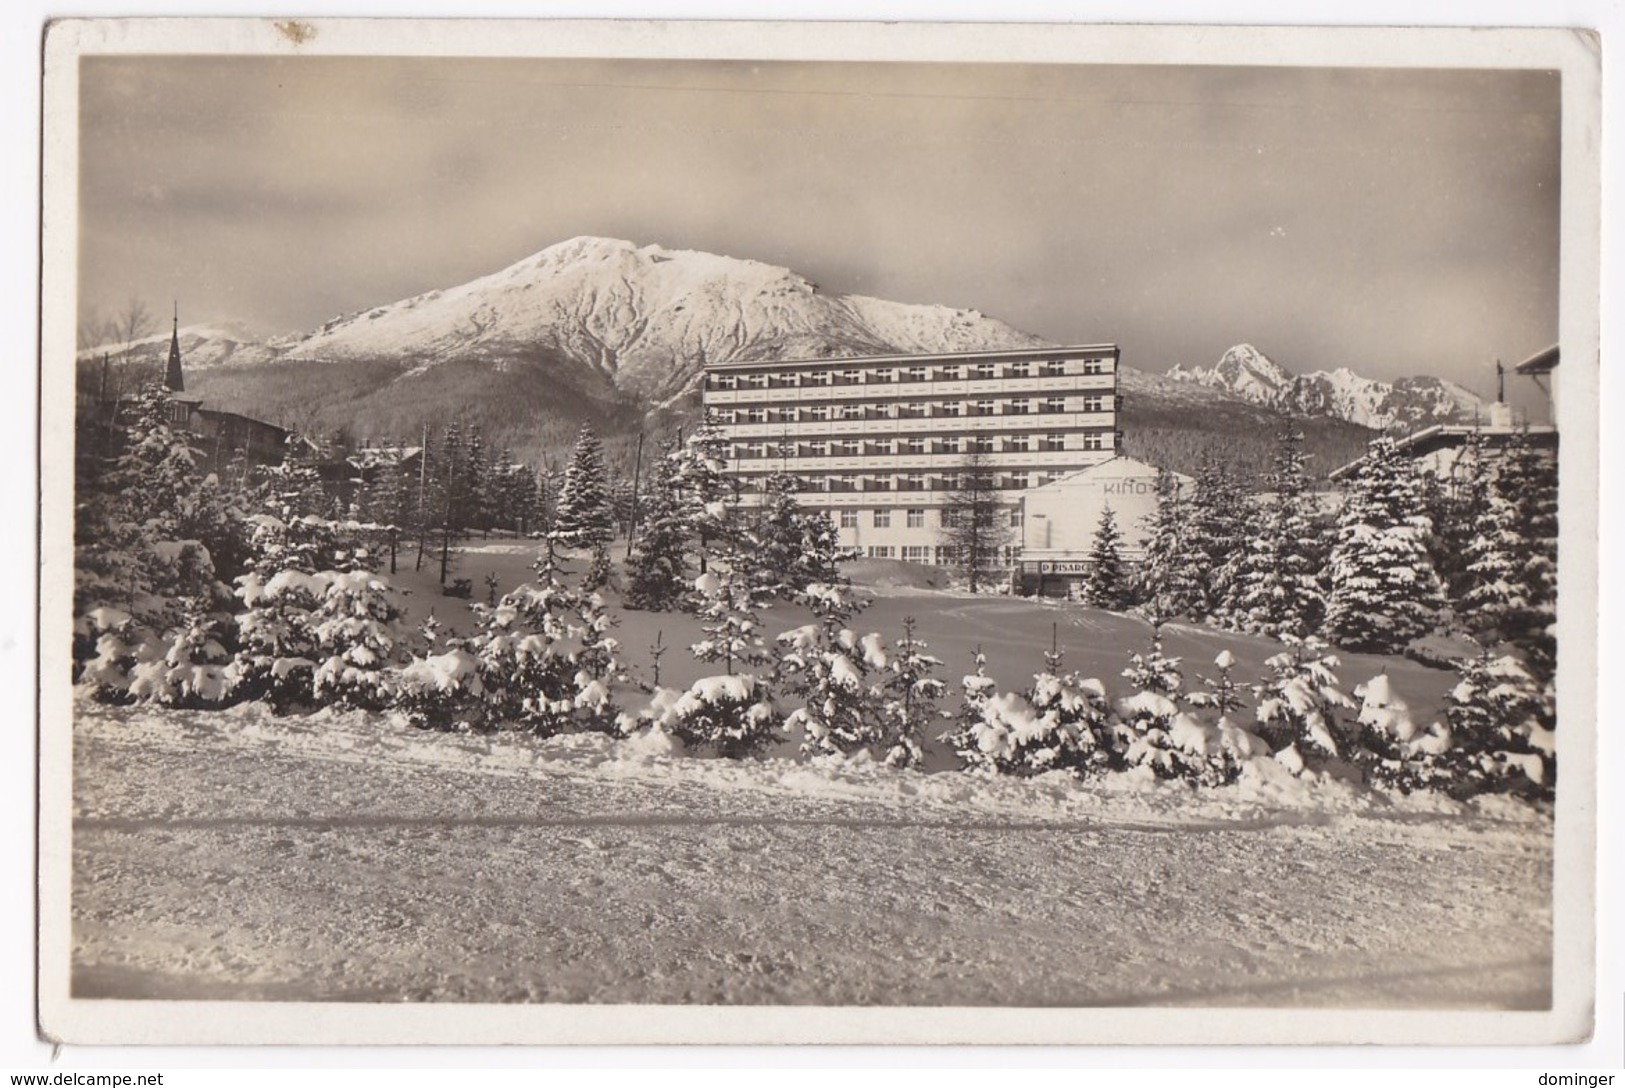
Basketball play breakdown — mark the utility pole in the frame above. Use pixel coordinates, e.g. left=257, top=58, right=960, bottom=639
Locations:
left=625, top=430, right=644, bottom=560
left=414, top=423, right=430, bottom=572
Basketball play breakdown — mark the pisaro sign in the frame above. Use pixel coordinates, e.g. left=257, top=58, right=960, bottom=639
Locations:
left=1034, top=560, right=1092, bottom=575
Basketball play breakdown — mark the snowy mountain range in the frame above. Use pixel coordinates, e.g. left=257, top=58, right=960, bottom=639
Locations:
left=84, top=236, right=1382, bottom=474
left=120, top=237, right=1047, bottom=408
left=1167, top=343, right=1487, bottom=432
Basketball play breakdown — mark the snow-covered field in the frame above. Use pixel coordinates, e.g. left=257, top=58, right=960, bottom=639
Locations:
left=71, top=698, right=1552, bottom=1008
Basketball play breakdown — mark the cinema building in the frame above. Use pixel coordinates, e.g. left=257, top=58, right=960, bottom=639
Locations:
left=700, top=345, right=1121, bottom=562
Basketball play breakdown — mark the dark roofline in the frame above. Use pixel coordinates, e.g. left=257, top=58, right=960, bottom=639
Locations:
left=1514, top=344, right=1559, bottom=375
left=702, top=344, right=1119, bottom=372
left=193, top=404, right=291, bottom=436
left=1327, top=423, right=1559, bottom=480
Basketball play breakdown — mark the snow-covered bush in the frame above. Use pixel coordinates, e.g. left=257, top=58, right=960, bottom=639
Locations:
left=875, top=617, right=946, bottom=769
left=463, top=578, right=584, bottom=733
left=1353, top=672, right=1457, bottom=795
left=74, top=607, right=165, bottom=702
left=777, top=584, right=885, bottom=758
left=233, top=566, right=404, bottom=712
left=231, top=567, right=323, bottom=712
left=308, top=570, right=403, bottom=710
left=948, top=647, right=1116, bottom=778
left=1169, top=650, right=1272, bottom=785
left=125, top=596, right=234, bottom=708
left=658, top=674, right=782, bottom=758
left=1443, top=649, right=1553, bottom=799
left=395, top=549, right=619, bottom=734
left=1252, top=634, right=1357, bottom=774
left=394, top=647, right=485, bottom=730
left=1117, top=631, right=1257, bottom=786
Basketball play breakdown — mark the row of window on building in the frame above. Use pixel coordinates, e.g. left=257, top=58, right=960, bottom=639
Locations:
left=856, top=543, right=1024, bottom=564
left=716, top=395, right=1117, bottom=424
left=705, top=358, right=1110, bottom=390
left=730, top=431, right=1110, bottom=460
left=826, top=507, right=1025, bottom=530
left=743, top=471, right=1062, bottom=494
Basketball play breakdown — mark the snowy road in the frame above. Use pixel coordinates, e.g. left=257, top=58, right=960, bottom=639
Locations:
left=70, top=704, right=1553, bottom=1008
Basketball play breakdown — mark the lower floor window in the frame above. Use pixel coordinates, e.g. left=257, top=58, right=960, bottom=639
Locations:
left=902, top=545, right=930, bottom=563
left=866, top=545, right=895, bottom=559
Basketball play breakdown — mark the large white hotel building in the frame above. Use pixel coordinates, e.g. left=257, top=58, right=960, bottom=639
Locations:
left=700, top=344, right=1122, bottom=562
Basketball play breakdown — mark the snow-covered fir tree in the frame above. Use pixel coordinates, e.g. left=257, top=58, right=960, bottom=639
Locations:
left=308, top=569, right=404, bottom=710
left=1187, top=649, right=1246, bottom=719
left=125, top=594, right=234, bottom=708
left=1323, top=435, right=1447, bottom=654
left=73, top=385, right=239, bottom=685
left=689, top=564, right=772, bottom=677
left=1458, top=486, right=1527, bottom=643
left=738, top=471, right=846, bottom=599
left=260, top=440, right=330, bottom=521
left=231, top=564, right=323, bottom=712
left=1252, top=634, right=1357, bottom=772
left=947, top=641, right=1116, bottom=778
left=464, top=425, right=491, bottom=533
left=670, top=566, right=783, bottom=756
left=1185, top=449, right=1249, bottom=621
left=1425, top=431, right=1494, bottom=608
left=1082, top=505, right=1130, bottom=610
left=1118, top=623, right=1225, bottom=785
left=553, top=424, right=616, bottom=578
left=876, top=616, right=945, bottom=769
left=1495, top=431, right=1558, bottom=685
left=670, top=412, right=737, bottom=574
left=1228, top=427, right=1327, bottom=638
left=569, top=589, right=624, bottom=730
left=940, top=647, right=999, bottom=768
left=793, top=507, right=845, bottom=590
left=776, top=583, right=884, bottom=758
left=1444, top=647, right=1552, bottom=798
left=1354, top=671, right=1455, bottom=796
left=456, top=548, right=587, bottom=732
left=746, top=471, right=813, bottom=598
left=429, top=421, right=471, bottom=585
left=1135, top=467, right=1203, bottom=619
left=1119, top=633, right=1263, bottom=787
left=626, top=442, right=690, bottom=611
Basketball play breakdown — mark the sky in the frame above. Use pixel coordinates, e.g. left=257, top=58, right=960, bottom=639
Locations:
left=78, top=56, right=1561, bottom=399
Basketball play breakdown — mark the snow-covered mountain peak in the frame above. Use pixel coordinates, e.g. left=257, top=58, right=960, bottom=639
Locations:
left=1166, top=344, right=1486, bottom=431
left=232, top=236, right=1044, bottom=402
left=1212, top=344, right=1292, bottom=395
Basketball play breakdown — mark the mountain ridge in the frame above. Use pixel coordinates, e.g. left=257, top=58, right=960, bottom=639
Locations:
left=1167, top=343, right=1486, bottom=431
left=82, top=236, right=1381, bottom=479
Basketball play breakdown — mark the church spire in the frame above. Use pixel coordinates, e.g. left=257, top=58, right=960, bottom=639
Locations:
left=164, top=301, right=184, bottom=392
